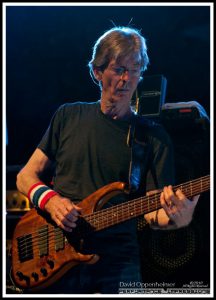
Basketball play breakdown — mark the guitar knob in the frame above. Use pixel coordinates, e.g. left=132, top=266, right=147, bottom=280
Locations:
left=16, top=271, right=24, bottom=281
left=40, top=268, right=48, bottom=276
left=32, top=272, right=39, bottom=281
left=47, top=259, right=54, bottom=269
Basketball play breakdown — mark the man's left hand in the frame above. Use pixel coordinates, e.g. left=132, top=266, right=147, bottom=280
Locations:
left=160, top=185, right=200, bottom=229
left=144, top=186, right=200, bottom=230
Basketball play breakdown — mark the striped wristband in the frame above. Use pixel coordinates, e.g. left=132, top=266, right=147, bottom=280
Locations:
left=28, top=182, right=58, bottom=210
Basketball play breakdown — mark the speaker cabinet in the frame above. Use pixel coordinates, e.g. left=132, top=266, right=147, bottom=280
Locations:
left=134, top=74, right=167, bottom=117
left=138, top=106, right=210, bottom=288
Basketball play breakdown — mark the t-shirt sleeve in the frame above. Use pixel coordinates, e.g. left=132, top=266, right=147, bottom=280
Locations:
left=37, top=105, right=64, bottom=161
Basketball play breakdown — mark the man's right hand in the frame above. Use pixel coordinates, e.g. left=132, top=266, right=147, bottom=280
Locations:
left=44, top=195, right=82, bottom=232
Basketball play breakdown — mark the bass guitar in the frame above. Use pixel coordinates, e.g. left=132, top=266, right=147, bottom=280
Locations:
left=11, top=175, right=210, bottom=291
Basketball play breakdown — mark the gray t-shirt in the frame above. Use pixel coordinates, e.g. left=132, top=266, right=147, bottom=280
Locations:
left=38, top=101, right=175, bottom=259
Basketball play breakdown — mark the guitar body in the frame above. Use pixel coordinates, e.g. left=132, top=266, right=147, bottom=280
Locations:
left=11, top=182, right=126, bottom=291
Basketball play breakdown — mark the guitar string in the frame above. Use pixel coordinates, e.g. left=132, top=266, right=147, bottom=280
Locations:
left=16, top=177, right=210, bottom=252
left=80, top=176, right=210, bottom=225
left=17, top=182, right=210, bottom=257
left=16, top=177, right=208, bottom=254
left=16, top=177, right=210, bottom=251
left=84, top=177, right=210, bottom=227
left=17, top=182, right=210, bottom=260
left=79, top=182, right=210, bottom=231
left=16, top=178, right=209, bottom=255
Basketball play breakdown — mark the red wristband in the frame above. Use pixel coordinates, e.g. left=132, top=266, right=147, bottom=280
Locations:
left=39, top=190, right=58, bottom=210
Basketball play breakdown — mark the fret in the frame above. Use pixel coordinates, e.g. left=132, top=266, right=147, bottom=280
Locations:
left=138, top=199, right=142, bottom=215
left=140, top=197, right=143, bottom=215
left=155, top=194, right=157, bottom=210
left=106, top=209, right=110, bottom=227
left=120, top=203, right=123, bottom=223
left=111, top=206, right=113, bottom=227
left=152, top=194, right=156, bottom=211
left=84, top=175, right=210, bottom=233
left=129, top=201, right=135, bottom=218
left=113, top=206, right=118, bottom=224
left=156, top=193, right=160, bottom=210
left=127, top=202, right=131, bottom=219
left=133, top=200, right=136, bottom=216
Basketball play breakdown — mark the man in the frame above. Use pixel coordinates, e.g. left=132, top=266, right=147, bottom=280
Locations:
left=16, top=27, right=199, bottom=294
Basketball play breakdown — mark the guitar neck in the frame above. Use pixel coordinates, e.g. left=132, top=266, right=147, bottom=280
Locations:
left=84, top=175, right=210, bottom=232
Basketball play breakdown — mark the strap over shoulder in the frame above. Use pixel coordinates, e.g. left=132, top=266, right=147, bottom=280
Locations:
left=127, top=115, right=154, bottom=192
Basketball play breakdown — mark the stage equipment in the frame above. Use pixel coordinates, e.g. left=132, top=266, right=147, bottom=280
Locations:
left=132, top=74, right=167, bottom=117
left=137, top=100, right=210, bottom=287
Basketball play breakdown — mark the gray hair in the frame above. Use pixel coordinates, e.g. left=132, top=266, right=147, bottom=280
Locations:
left=88, top=26, right=150, bottom=83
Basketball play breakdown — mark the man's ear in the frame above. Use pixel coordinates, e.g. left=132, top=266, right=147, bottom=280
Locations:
left=93, top=68, right=103, bottom=81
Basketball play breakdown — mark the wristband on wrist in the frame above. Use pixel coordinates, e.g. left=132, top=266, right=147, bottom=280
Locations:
left=27, top=182, right=58, bottom=210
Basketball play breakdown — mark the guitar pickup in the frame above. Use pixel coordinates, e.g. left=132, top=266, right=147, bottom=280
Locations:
left=17, top=234, right=33, bottom=262
left=38, top=225, right=49, bottom=256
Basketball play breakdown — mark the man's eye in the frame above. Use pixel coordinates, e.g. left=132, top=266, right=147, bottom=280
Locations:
left=132, top=69, right=140, bottom=74
left=114, top=68, right=124, bottom=75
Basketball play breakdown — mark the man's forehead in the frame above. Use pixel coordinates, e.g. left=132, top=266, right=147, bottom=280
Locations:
left=110, top=55, right=141, bottom=66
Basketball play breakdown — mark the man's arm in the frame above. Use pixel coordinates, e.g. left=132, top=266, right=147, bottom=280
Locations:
left=17, top=148, right=81, bottom=232
left=16, top=148, right=53, bottom=194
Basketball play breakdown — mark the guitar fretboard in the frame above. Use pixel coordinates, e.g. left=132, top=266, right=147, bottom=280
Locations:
left=84, top=175, right=210, bottom=232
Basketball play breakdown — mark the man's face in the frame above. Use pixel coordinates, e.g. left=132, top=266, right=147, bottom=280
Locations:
left=96, top=54, right=142, bottom=106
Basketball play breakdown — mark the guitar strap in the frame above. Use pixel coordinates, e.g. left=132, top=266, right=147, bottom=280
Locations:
left=127, top=116, right=151, bottom=193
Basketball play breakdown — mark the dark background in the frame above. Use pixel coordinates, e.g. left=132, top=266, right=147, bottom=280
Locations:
left=6, top=5, right=210, bottom=165
left=5, top=5, right=211, bottom=292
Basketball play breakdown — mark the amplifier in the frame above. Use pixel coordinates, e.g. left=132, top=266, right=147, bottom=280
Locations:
left=161, top=106, right=201, bottom=120
left=133, top=74, right=167, bottom=117
left=6, top=190, right=32, bottom=212
left=160, top=101, right=210, bottom=133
